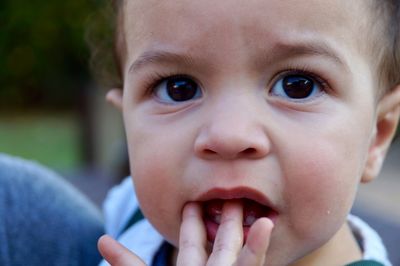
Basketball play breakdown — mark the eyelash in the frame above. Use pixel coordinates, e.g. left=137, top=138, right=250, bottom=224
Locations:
left=142, top=67, right=332, bottom=97
left=272, top=66, right=331, bottom=93
left=142, top=71, right=193, bottom=96
left=142, top=72, right=171, bottom=95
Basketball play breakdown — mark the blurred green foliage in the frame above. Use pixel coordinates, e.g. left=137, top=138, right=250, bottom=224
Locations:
left=0, top=0, right=105, bottom=110
left=0, top=113, right=81, bottom=169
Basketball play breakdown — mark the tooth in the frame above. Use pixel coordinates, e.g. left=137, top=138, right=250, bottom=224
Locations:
left=214, top=214, right=221, bottom=224
left=244, top=215, right=256, bottom=226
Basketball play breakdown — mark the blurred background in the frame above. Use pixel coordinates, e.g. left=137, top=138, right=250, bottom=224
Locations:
left=0, top=0, right=127, bottom=202
left=0, top=0, right=399, bottom=263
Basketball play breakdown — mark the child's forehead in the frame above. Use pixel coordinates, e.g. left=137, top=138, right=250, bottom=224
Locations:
left=124, top=0, right=371, bottom=30
left=124, top=1, right=371, bottom=45
left=122, top=0, right=374, bottom=74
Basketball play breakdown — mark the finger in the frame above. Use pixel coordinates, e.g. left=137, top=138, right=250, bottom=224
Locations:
left=234, top=218, right=273, bottom=266
left=177, top=202, right=207, bottom=266
left=98, top=235, right=147, bottom=266
left=207, top=200, right=243, bottom=266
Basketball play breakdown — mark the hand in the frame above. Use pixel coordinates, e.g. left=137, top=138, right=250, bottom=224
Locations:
left=178, top=202, right=273, bottom=266
left=98, top=202, right=273, bottom=266
left=98, top=235, right=147, bottom=266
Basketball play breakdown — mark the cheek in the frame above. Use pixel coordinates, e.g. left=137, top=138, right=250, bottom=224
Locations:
left=281, top=135, right=365, bottom=242
left=125, top=121, right=194, bottom=246
left=130, top=149, right=183, bottom=245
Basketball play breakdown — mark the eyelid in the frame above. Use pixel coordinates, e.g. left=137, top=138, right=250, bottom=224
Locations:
left=267, top=68, right=332, bottom=105
left=142, top=71, right=201, bottom=96
left=271, top=68, right=331, bottom=93
left=151, top=73, right=203, bottom=104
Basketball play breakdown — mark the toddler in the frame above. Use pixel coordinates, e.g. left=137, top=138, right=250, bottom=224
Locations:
left=97, top=0, right=400, bottom=265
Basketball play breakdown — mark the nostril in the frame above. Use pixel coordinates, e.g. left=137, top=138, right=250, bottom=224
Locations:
left=194, top=129, right=270, bottom=160
left=200, top=146, right=262, bottom=159
left=204, top=149, right=217, bottom=155
left=241, top=148, right=257, bottom=155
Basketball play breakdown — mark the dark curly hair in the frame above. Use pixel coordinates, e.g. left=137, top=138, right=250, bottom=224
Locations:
left=86, top=0, right=122, bottom=88
left=370, top=0, right=400, bottom=97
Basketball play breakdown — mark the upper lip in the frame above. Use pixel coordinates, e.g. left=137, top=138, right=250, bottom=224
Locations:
left=196, top=187, right=277, bottom=211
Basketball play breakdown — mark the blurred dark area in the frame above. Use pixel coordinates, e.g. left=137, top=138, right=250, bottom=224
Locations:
left=1, top=0, right=96, bottom=168
left=0, top=0, right=127, bottom=177
left=0, top=0, right=94, bottom=110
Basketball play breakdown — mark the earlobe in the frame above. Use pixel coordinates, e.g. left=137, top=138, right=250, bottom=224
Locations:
left=106, top=88, right=123, bottom=111
left=362, top=85, right=400, bottom=183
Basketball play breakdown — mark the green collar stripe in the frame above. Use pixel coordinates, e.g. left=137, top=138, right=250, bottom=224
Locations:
left=118, top=208, right=144, bottom=237
left=345, top=260, right=385, bottom=266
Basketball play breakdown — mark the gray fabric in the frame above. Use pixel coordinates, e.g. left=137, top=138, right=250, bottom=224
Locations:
left=0, top=153, right=104, bottom=266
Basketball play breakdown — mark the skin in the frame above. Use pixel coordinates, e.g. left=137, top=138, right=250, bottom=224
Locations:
left=99, top=0, right=400, bottom=265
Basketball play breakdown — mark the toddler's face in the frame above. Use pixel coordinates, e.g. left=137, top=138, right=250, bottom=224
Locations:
left=116, top=0, right=387, bottom=264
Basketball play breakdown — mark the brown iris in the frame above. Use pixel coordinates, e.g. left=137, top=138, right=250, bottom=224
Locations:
left=282, top=75, right=314, bottom=99
left=167, top=77, right=198, bottom=102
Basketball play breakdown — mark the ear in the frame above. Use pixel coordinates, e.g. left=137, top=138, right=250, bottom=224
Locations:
left=362, top=85, right=400, bottom=183
left=106, top=88, right=123, bottom=111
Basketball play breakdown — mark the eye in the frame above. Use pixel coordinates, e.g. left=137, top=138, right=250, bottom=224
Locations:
left=153, top=75, right=202, bottom=103
left=271, top=74, right=323, bottom=100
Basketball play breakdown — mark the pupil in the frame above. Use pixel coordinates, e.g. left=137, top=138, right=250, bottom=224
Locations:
left=282, top=75, right=313, bottom=99
left=167, top=77, right=197, bottom=101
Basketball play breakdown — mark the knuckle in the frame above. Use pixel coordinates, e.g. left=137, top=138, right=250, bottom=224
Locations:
left=180, top=238, right=199, bottom=250
left=222, top=215, right=239, bottom=224
left=212, top=241, right=238, bottom=256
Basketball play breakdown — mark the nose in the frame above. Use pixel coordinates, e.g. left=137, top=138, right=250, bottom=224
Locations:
left=194, top=102, right=270, bottom=160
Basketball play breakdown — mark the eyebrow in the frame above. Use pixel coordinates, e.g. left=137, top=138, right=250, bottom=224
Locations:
left=129, top=50, right=197, bottom=73
left=266, top=41, right=346, bottom=68
left=129, top=41, right=347, bottom=74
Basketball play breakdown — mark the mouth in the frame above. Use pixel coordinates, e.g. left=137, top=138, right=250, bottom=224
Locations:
left=198, top=188, right=278, bottom=243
